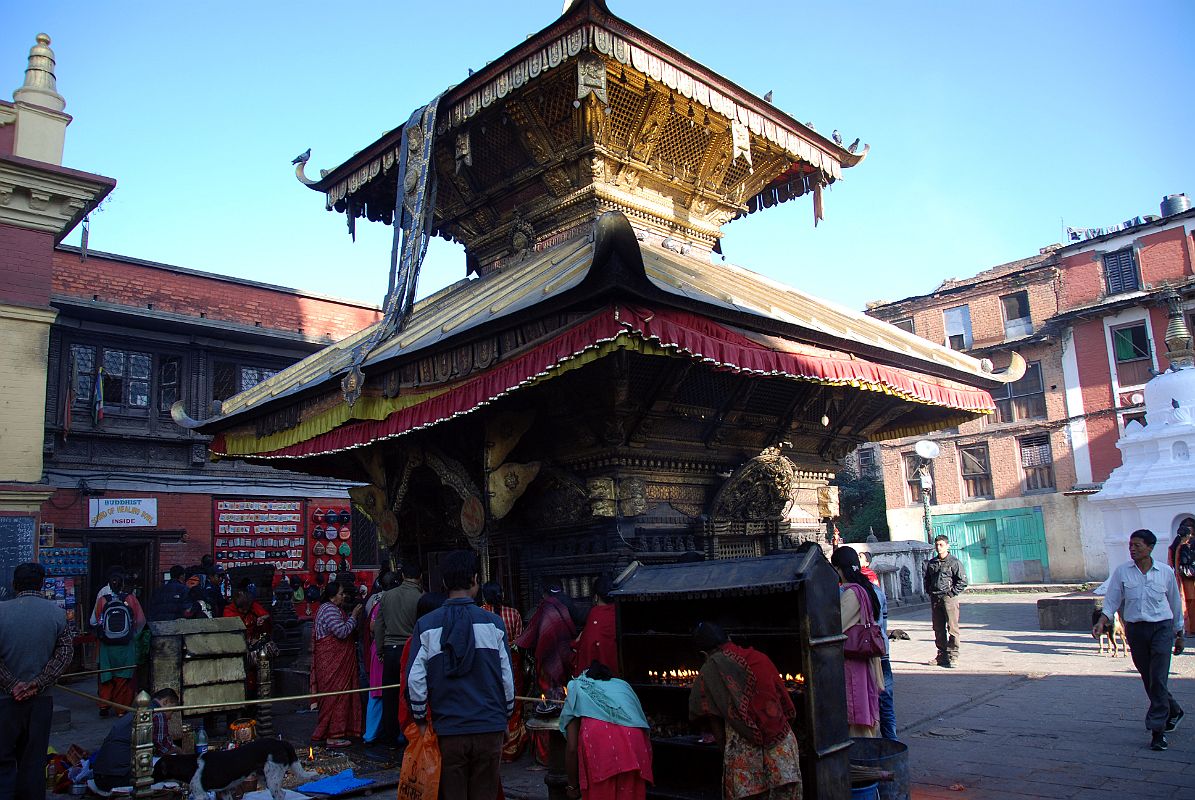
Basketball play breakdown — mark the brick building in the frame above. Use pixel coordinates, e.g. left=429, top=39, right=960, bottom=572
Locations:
left=0, top=35, right=383, bottom=611
left=40, top=246, right=382, bottom=601
left=864, top=197, right=1195, bottom=582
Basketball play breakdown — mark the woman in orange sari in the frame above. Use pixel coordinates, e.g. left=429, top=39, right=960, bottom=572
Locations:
left=310, top=580, right=364, bottom=748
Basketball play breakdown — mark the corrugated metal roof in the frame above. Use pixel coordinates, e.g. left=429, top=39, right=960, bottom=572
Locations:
left=610, top=551, right=817, bottom=599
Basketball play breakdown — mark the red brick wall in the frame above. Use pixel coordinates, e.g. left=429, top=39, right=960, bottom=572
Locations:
left=1, top=224, right=55, bottom=307
left=52, top=251, right=380, bottom=340
left=42, top=492, right=352, bottom=575
left=1138, top=227, right=1193, bottom=287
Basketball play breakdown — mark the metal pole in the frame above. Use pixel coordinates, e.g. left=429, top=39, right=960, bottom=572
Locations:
left=920, top=467, right=934, bottom=542
left=131, top=691, right=154, bottom=798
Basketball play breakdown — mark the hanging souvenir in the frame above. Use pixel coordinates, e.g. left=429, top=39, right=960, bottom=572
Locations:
left=326, top=526, right=338, bottom=541
left=311, top=506, right=325, bottom=523
left=314, top=558, right=324, bottom=573
left=338, top=526, right=351, bottom=541
left=313, top=541, right=325, bottom=556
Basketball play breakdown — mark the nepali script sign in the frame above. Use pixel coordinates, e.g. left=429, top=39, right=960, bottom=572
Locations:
left=89, top=498, right=158, bottom=528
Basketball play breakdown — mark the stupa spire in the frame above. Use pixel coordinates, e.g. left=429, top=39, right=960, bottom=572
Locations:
left=1164, top=290, right=1194, bottom=370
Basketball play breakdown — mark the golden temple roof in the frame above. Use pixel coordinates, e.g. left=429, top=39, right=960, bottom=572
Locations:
left=208, top=213, right=1009, bottom=431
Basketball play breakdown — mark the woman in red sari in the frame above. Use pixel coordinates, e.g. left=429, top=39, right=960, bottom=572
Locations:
left=310, top=580, right=364, bottom=748
left=517, top=581, right=577, bottom=764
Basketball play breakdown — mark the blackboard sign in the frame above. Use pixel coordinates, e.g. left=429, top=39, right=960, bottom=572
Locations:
left=0, top=515, right=37, bottom=600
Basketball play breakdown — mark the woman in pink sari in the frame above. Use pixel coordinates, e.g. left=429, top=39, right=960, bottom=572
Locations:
left=832, top=548, right=883, bottom=737
left=310, top=581, right=364, bottom=747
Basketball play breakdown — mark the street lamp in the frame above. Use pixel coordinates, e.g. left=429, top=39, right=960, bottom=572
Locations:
left=914, top=439, right=940, bottom=542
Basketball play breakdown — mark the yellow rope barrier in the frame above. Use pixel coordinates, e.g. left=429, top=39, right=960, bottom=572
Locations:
left=54, top=682, right=136, bottom=714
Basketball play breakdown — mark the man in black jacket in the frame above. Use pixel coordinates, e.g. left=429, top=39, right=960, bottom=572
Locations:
left=924, top=535, right=968, bottom=667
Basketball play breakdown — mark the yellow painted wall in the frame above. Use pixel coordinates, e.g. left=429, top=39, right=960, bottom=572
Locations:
left=0, top=303, right=57, bottom=482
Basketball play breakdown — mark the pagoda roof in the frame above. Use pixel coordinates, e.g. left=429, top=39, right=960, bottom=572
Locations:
left=299, top=0, right=864, bottom=229
left=193, top=213, right=1020, bottom=459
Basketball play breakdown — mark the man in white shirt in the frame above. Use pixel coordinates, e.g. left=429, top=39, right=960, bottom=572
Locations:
left=1094, top=529, right=1185, bottom=751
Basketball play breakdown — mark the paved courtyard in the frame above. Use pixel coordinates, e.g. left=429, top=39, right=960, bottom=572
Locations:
left=888, top=593, right=1194, bottom=800
left=47, top=592, right=1193, bottom=799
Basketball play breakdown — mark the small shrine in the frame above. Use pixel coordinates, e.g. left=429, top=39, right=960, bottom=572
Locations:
left=188, top=0, right=1015, bottom=596
left=1091, top=292, right=1195, bottom=564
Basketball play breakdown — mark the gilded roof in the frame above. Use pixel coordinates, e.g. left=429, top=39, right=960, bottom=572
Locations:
left=211, top=214, right=1002, bottom=430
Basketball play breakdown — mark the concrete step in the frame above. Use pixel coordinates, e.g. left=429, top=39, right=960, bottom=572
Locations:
left=968, top=582, right=1092, bottom=594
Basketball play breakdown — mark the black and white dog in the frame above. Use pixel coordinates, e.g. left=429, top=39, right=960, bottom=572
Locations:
left=152, top=738, right=316, bottom=800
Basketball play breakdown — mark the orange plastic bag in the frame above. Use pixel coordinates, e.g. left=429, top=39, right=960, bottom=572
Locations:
left=397, top=722, right=440, bottom=800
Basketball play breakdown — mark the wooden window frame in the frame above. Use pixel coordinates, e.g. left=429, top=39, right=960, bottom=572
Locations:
left=1103, top=249, right=1140, bottom=295
left=67, top=341, right=186, bottom=430
left=959, top=442, right=994, bottom=500
left=988, top=361, right=1047, bottom=424
left=1110, top=322, right=1153, bottom=388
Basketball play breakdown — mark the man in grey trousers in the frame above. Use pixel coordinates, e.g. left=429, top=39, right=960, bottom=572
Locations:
left=0, top=562, right=74, bottom=800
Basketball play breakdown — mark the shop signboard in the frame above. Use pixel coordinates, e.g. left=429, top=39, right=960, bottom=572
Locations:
left=88, top=498, right=158, bottom=528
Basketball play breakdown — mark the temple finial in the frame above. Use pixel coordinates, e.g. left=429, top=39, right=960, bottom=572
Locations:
left=13, top=33, right=65, bottom=112
left=1164, top=290, right=1194, bottom=370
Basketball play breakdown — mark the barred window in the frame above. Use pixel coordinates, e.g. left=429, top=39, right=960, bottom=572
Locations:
left=857, top=448, right=877, bottom=479
left=213, top=361, right=281, bottom=402
left=67, top=343, right=182, bottom=426
left=989, top=361, right=1047, bottom=424
left=959, top=443, right=993, bottom=500
left=1020, top=433, right=1055, bottom=492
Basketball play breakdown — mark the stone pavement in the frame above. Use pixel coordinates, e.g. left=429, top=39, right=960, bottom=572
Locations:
left=887, top=593, right=1194, bottom=800
left=46, top=591, right=1193, bottom=799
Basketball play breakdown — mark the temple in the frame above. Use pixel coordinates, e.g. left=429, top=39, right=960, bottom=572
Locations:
left=189, top=4, right=1023, bottom=793
left=192, top=0, right=1018, bottom=590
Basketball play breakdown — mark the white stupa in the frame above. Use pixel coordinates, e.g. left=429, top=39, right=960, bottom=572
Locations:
left=1091, top=291, right=1195, bottom=572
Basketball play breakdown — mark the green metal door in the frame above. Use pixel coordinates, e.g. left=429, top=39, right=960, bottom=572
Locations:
left=999, top=507, right=1050, bottom=582
left=963, top=518, right=1002, bottom=584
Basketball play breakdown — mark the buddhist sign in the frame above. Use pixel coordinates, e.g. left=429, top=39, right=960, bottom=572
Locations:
left=88, top=498, right=158, bottom=528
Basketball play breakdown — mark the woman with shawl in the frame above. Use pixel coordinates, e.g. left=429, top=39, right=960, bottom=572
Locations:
left=482, top=582, right=529, bottom=761
left=516, top=580, right=577, bottom=763
left=362, top=571, right=395, bottom=744
left=1168, top=519, right=1195, bottom=636
left=689, top=623, right=802, bottom=800
left=831, top=547, right=884, bottom=737
left=573, top=577, right=619, bottom=678
left=310, top=580, right=364, bottom=747
left=560, top=661, right=652, bottom=800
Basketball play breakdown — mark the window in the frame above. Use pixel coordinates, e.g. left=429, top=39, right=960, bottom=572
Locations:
left=1111, top=323, right=1153, bottom=387
left=959, top=443, right=993, bottom=499
left=989, top=361, right=1047, bottom=424
left=213, top=361, right=280, bottom=402
left=891, top=318, right=915, bottom=334
left=903, top=452, right=934, bottom=505
left=68, top=343, right=182, bottom=422
left=1000, top=291, right=1032, bottom=338
left=857, top=447, right=877, bottom=479
left=1019, top=434, right=1055, bottom=492
left=1103, top=249, right=1140, bottom=295
left=943, top=305, right=973, bottom=350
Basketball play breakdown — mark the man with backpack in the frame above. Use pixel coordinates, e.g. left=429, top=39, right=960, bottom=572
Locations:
left=93, top=571, right=145, bottom=717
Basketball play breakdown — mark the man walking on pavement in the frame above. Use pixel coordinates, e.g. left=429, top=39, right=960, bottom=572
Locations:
left=1094, top=529, right=1185, bottom=751
left=924, top=534, right=967, bottom=668
left=0, top=562, right=74, bottom=800
left=375, top=562, right=422, bottom=748
left=406, top=550, right=514, bottom=798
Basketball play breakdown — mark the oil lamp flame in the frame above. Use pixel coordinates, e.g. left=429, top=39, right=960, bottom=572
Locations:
left=308, top=746, right=313, bottom=760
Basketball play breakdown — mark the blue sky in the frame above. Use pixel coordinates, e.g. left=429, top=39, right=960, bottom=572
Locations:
left=6, top=1, right=1193, bottom=311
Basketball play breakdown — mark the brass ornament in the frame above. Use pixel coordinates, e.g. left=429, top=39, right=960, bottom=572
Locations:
left=488, top=461, right=541, bottom=519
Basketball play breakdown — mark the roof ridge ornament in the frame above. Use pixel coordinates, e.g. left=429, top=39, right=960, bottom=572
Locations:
left=13, top=33, right=65, bottom=112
